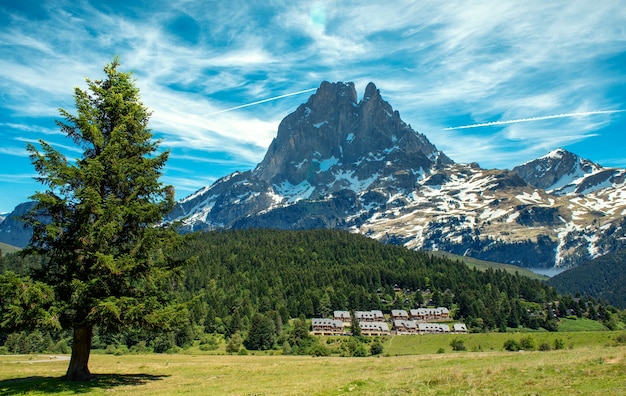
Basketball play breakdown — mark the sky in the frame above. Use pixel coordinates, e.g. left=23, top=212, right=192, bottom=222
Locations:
left=1, top=1, right=625, bottom=213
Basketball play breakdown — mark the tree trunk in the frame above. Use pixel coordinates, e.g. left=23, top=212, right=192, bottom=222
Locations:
left=66, top=325, right=94, bottom=381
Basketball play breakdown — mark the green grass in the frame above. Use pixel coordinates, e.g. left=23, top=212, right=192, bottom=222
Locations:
left=558, top=317, right=610, bottom=332
left=381, top=330, right=623, bottom=356
left=1, top=333, right=625, bottom=395
left=429, top=251, right=548, bottom=281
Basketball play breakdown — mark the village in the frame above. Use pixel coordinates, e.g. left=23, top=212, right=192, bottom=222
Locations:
left=311, top=307, right=468, bottom=336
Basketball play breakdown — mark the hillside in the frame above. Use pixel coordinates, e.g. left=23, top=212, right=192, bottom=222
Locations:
left=428, top=251, right=548, bottom=281
left=173, top=228, right=563, bottom=333
left=548, top=249, right=626, bottom=308
left=0, top=242, right=20, bottom=256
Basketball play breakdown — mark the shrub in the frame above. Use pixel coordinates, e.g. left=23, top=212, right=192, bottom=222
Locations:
left=553, top=338, right=565, bottom=350
left=352, top=344, right=368, bottom=357
left=370, top=341, right=384, bottom=356
left=450, top=338, right=466, bottom=351
left=54, top=339, right=71, bottom=354
left=504, top=339, right=521, bottom=351
left=539, top=342, right=551, bottom=352
left=129, top=341, right=149, bottom=353
left=282, top=341, right=292, bottom=355
left=520, top=336, right=536, bottom=351
left=226, top=333, right=243, bottom=354
left=309, top=343, right=331, bottom=357
left=199, top=334, right=219, bottom=351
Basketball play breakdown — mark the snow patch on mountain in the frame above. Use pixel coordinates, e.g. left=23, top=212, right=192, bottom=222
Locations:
left=516, top=191, right=545, bottom=204
left=316, top=156, right=339, bottom=172
left=274, top=180, right=315, bottom=203
left=333, top=170, right=379, bottom=192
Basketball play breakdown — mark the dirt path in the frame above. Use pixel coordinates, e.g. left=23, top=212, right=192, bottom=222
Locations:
left=1, top=355, right=70, bottom=363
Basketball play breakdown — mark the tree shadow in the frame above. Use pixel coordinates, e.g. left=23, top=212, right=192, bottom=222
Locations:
left=0, top=373, right=169, bottom=394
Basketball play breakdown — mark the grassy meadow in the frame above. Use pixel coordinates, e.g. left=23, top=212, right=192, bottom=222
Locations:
left=2, top=331, right=625, bottom=395
left=428, top=251, right=548, bottom=281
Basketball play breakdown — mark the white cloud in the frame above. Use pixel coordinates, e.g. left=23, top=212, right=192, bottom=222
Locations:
left=0, top=172, right=37, bottom=183
left=0, top=147, right=29, bottom=157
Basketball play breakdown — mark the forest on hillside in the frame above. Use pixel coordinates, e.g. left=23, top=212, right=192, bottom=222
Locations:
left=549, top=249, right=626, bottom=308
left=1, top=229, right=623, bottom=354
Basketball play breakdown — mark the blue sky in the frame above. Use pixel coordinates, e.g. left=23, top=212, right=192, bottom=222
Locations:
left=1, top=1, right=625, bottom=213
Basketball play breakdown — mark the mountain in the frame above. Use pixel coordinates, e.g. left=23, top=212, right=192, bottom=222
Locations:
left=168, top=81, right=626, bottom=269
left=548, top=249, right=626, bottom=308
left=168, top=81, right=453, bottom=230
left=512, top=148, right=626, bottom=195
left=0, top=201, right=36, bottom=248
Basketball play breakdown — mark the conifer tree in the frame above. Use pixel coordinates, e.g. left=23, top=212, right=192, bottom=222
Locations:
left=22, top=58, right=186, bottom=381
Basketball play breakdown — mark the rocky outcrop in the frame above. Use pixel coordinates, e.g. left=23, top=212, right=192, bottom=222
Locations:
left=0, top=201, right=36, bottom=248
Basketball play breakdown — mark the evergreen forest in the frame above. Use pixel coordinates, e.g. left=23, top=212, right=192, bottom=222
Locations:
left=548, top=249, right=626, bottom=308
left=1, top=228, right=624, bottom=355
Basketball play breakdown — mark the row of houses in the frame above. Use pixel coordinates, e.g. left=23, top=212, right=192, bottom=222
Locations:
left=333, top=308, right=450, bottom=324
left=394, top=320, right=468, bottom=335
left=310, top=318, right=467, bottom=336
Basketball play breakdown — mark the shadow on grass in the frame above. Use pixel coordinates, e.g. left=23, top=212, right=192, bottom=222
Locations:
left=0, top=373, right=169, bottom=394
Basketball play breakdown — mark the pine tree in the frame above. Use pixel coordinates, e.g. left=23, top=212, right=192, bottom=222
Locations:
left=22, top=58, right=186, bottom=381
left=244, top=313, right=276, bottom=350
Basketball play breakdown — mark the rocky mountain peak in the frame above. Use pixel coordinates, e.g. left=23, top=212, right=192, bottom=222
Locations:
left=512, top=148, right=606, bottom=194
left=312, top=81, right=358, bottom=107
left=253, top=81, right=452, bottom=193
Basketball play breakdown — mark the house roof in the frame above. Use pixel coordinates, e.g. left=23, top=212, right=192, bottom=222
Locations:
left=312, top=318, right=343, bottom=327
left=410, top=307, right=450, bottom=316
left=453, top=323, right=468, bottom=331
left=394, top=319, right=417, bottom=329
left=359, top=321, right=389, bottom=332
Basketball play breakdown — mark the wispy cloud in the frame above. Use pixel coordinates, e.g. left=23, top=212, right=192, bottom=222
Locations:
left=0, top=173, right=37, bottom=184
left=0, top=147, right=29, bottom=157
left=444, top=110, right=626, bottom=130
left=205, top=88, right=318, bottom=116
